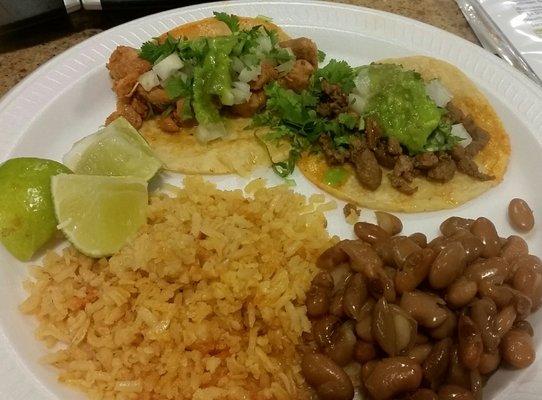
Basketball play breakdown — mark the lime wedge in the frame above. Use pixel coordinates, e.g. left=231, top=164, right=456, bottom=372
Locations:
left=51, top=174, right=148, bottom=257
left=63, top=117, right=162, bottom=180
left=0, top=158, right=71, bottom=261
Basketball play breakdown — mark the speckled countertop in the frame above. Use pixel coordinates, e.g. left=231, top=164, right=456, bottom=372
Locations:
left=0, top=0, right=476, bottom=98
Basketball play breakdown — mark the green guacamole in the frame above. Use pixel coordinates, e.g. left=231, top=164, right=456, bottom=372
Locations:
left=365, top=64, right=441, bottom=154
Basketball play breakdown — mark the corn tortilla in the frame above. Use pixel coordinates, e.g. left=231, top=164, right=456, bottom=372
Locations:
left=142, top=17, right=290, bottom=174
left=298, top=56, right=510, bottom=212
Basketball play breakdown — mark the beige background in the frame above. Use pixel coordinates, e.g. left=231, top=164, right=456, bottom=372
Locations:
left=0, top=0, right=476, bottom=98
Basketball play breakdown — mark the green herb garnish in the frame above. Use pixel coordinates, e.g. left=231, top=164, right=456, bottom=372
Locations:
left=213, top=12, right=240, bottom=33
left=323, top=167, right=349, bottom=186
left=139, top=34, right=179, bottom=64
left=315, top=59, right=356, bottom=92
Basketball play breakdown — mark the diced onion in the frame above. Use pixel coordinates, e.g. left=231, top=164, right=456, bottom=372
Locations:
left=276, top=60, right=295, bottom=74
left=138, top=70, right=160, bottom=91
left=348, top=93, right=367, bottom=114
left=238, top=65, right=261, bottom=83
left=152, top=53, right=184, bottom=80
left=425, top=79, right=452, bottom=107
left=451, top=123, right=472, bottom=147
left=256, top=35, right=273, bottom=54
left=232, top=57, right=245, bottom=73
left=353, top=68, right=371, bottom=98
left=221, top=91, right=235, bottom=107
left=196, top=123, right=228, bottom=143
left=231, top=81, right=251, bottom=104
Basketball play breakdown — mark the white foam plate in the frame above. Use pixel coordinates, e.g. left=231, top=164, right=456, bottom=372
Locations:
left=0, top=1, right=541, bottom=399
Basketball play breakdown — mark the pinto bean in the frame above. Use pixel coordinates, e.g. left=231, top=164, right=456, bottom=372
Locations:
left=408, top=343, right=433, bottom=364
left=508, top=198, right=535, bottom=232
left=429, top=236, right=450, bottom=253
left=338, top=241, right=395, bottom=302
left=513, top=320, right=534, bottom=337
left=458, top=315, right=483, bottom=370
left=306, top=272, right=334, bottom=317
left=446, top=277, right=478, bottom=308
left=339, top=240, right=383, bottom=272
left=440, top=217, right=474, bottom=237
left=429, top=241, right=467, bottom=289
left=354, top=222, right=390, bottom=244
left=400, top=291, right=448, bottom=329
left=400, top=232, right=423, bottom=248
left=437, top=385, right=475, bottom=400
left=501, top=328, right=535, bottom=368
left=375, top=211, right=403, bottom=235
left=457, top=234, right=484, bottom=263
left=312, top=315, right=340, bottom=349
left=448, top=345, right=471, bottom=388
left=330, top=289, right=346, bottom=318
left=494, top=305, right=517, bottom=339
left=513, top=266, right=542, bottom=309
left=317, top=244, right=348, bottom=270
left=501, top=235, right=529, bottom=262
left=373, top=239, right=395, bottom=265
left=325, top=322, right=357, bottom=366
left=415, top=333, right=429, bottom=344
left=478, top=351, right=501, bottom=375
left=395, top=248, right=435, bottom=294
left=469, top=369, right=482, bottom=400
left=354, top=340, right=377, bottom=363
left=372, top=298, right=417, bottom=356
left=478, top=282, right=513, bottom=308
left=342, top=273, right=368, bottom=320
left=364, top=357, right=423, bottom=400
left=301, top=353, right=354, bottom=400
left=391, top=236, right=422, bottom=268
left=464, top=257, right=509, bottom=285
left=509, top=254, right=542, bottom=278
left=423, top=338, right=452, bottom=388
left=512, top=289, right=533, bottom=320
left=429, top=309, right=457, bottom=340
left=356, top=316, right=374, bottom=342
left=361, top=359, right=378, bottom=383
left=469, top=298, right=499, bottom=352
left=470, top=217, right=501, bottom=258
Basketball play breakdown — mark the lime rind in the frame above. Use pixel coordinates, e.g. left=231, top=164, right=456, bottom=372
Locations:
left=0, top=158, right=70, bottom=261
left=63, top=117, right=162, bottom=180
left=51, top=174, right=148, bottom=258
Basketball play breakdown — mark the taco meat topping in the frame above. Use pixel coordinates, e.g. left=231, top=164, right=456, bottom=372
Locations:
left=279, top=37, right=318, bottom=67
left=317, top=81, right=349, bottom=118
left=104, top=13, right=497, bottom=196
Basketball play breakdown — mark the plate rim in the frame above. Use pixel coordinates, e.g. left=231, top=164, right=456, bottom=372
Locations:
left=1, top=1, right=542, bottom=399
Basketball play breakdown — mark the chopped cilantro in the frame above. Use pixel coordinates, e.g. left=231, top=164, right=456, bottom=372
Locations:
left=333, top=135, right=351, bottom=147
left=177, top=38, right=208, bottom=62
left=316, top=59, right=356, bottom=92
left=318, top=49, right=326, bottom=63
left=323, top=167, right=349, bottom=186
left=272, top=150, right=299, bottom=177
left=424, top=118, right=462, bottom=152
left=264, top=82, right=318, bottom=127
left=338, top=113, right=358, bottom=129
left=163, top=74, right=192, bottom=99
left=213, top=12, right=240, bottom=33
left=139, top=34, right=178, bottom=64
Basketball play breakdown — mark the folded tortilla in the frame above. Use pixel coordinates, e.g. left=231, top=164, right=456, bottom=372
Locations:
left=298, top=56, right=510, bottom=212
left=139, top=17, right=290, bottom=175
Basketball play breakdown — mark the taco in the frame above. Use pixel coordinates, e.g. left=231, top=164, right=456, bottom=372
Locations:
left=105, top=14, right=311, bottom=174
left=294, top=56, right=510, bottom=212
